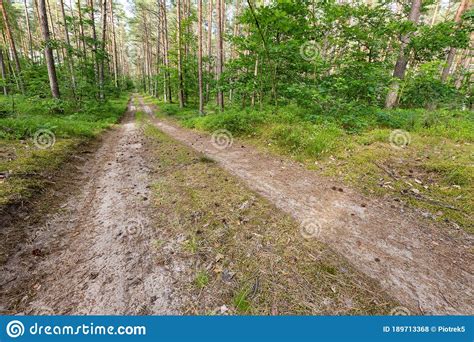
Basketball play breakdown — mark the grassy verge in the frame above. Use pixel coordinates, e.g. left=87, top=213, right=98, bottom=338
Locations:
left=0, top=95, right=129, bottom=206
left=143, top=95, right=473, bottom=234
left=143, top=121, right=399, bottom=315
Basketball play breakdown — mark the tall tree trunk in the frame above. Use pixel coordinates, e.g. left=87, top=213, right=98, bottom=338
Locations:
left=216, top=0, right=224, bottom=110
left=59, top=0, right=77, bottom=96
left=109, top=0, right=118, bottom=87
left=24, top=0, right=34, bottom=61
left=160, top=0, right=171, bottom=103
left=229, top=0, right=240, bottom=102
left=158, top=1, right=163, bottom=98
left=46, top=0, right=62, bottom=64
left=98, top=0, right=107, bottom=99
left=206, top=0, right=212, bottom=102
left=176, top=0, right=185, bottom=107
left=198, top=0, right=204, bottom=114
left=440, top=0, right=471, bottom=83
left=430, top=0, right=439, bottom=26
left=69, top=0, right=80, bottom=52
left=0, top=0, right=24, bottom=93
left=385, top=0, right=422, bottom=109
left=0, top=48, right=7, bottom=95
left=77, top=0, right=87, bottom=57
left=88, top=0, right=98, bottom=85
left=38, top=0, right=60, bottom=98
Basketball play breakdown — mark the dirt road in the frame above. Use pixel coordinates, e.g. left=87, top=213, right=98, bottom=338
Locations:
left=1, top=96, right=472, bottom=315
left=139, top=97, right=473, bottom=315
left=0, top=101, right=181, bottom=314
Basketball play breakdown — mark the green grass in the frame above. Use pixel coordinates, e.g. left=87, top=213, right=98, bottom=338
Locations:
left=194, top=270, right=210, bottom=289
left=0, top=94, right=129, bottom=206
left=142, top=95, right=473, bottom=233
left=0, top=95, right=129, bottom=139
left=232, top=284, right=252, bottom=313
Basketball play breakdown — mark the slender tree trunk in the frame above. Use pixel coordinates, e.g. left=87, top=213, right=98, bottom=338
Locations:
left=0, top=0, right=24, bottom=93
left=385, top=0, right=422, bottom=109
left=69, top=0, right=80, bottom=52
left=77, top=0, right=87, bottom=57
left=46, top=0, right=61, bottom=64
left=206, top=0, right=212, bottom=102
left=109, top=0, right=118, bottom=87
left=1, top=29, right=19, bottom=90
left=98, top=0, right=107, bottom=99
left=89, top=0, right=99, bottom=85
left=24, top=0, right=34, bottom=61
left=176, top=0, right=185, bottom=107
left=229, top=0, right=240, bottom=102
left=38, top=0, right=60, bottom=98
left=154, top=3, right=164, bottom=97
left=216, top=0, right=224, bottom=110
left=60, top=0, right=77, bottom=96
left=0, top=48, right=7, bottom=95
left=198, top=0, right=204, bottom=113
left=160, top=0, right=171, bottom=102
left=441, top=0, right=471, bottom=83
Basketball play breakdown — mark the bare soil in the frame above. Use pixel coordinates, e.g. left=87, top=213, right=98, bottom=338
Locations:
left=140, top=97, right=473, bottom=315
left=0, top=103, right=182, bottom=314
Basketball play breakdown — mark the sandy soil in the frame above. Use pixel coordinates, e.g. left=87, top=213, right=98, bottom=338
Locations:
left=1, top=96, right=471, bottom=316
left=0, top=101, right=182, bottom=314
left=140, top=97, right=473, bottom=315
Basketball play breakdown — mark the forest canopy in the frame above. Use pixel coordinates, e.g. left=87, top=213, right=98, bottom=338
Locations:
left=0, top=0, right=472, bottom=112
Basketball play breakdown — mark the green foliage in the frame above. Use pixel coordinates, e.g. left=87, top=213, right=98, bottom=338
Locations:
left=0, top=95, right=128, bottom=139
left=185, top=108, right=268, bottom=135
left=401, top=62, right=462, bottom=108
left=138, top=0, right=470, bottom=113
left=194, top=270, right=210, bottom=289
left=269, top=122, right=343, bottom=157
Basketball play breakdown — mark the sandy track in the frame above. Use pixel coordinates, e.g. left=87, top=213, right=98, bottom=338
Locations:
left=0, top=100, right=180, bottom=315
left=140, top=97, right=473, bottom=315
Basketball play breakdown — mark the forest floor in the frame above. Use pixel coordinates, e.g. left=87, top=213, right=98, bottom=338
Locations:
left=0, top=95, right=472, bottom=315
